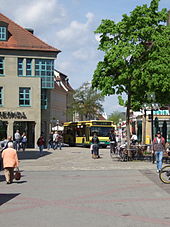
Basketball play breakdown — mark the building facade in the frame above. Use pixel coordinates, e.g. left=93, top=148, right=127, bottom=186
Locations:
left=0, top=13, right=60, bottom=147
left=42, top=70, right=74, bottom=134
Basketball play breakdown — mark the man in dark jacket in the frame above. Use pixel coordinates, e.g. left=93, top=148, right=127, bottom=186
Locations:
left=109, top=130, right=117, bottom=154
left=152, top=131, right=165, bottom=173
left=91, top=133, right=100, bottom=159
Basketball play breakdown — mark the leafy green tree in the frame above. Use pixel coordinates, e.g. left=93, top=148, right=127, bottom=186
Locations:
left=92, top=0, right=170, bottom=147
left=71, top=82, right=104, bottom=120
left=108, top=111, right=125, bottom=124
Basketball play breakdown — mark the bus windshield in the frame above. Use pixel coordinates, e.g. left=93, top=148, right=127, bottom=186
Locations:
left=90, top=127, right=112, bottom=137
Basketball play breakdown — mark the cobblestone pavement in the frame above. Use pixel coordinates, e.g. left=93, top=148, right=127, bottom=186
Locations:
left=1, top=147, right=170, bottom=227
left=18, top=146, right=156, bottom=171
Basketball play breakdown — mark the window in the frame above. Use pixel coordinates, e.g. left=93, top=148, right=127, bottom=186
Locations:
left=18, top=58, right=23, bottom=76
left=35, top=59, right=54, bottom=88
left=18, top=58, right=33, bottom=76
left=0, top=57, right=4, bottom=75
left=19, top=88, right=31, bottom=106
left=0, top=87, right=3, bottom=106
left=0, top=27, right=6, bottom=41
left=41, top=89, right=48, bottom=109
left=26, top=59, right=32, bottom=76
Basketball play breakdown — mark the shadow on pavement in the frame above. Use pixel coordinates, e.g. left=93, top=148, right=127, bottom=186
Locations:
left=17, top=150, right=52, bottom=160
left=0, top=174, right=6, bottom=182
left=0, top=193, right=20, bottom=206
left=13, top=180, right=27, bottom=184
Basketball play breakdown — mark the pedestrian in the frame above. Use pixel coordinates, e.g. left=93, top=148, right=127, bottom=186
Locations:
left=57, top=132, right=63, bottom=150
left=131, top=133, right=138, bottom=145
left=48, top=131, right=54, bottom=150
left=109, top=130, right=117, bottom=154
left=152, top=131, right=165, bottom=173
left=91, top=133, right=100, bottom=159
left=1, top=142, right=19, bottom=184
left=53, top=131, right=60, bottom=150
left=21, top=132, right=27, bottom=152
left=2, top=136, right=14, bottom=151
left=14, top=130, right=21, bottom=151
left=37, top=135, right=45, bottom=156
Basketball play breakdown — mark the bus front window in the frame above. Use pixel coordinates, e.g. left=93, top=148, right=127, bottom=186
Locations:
left=90, top=127, right=112, bottom=137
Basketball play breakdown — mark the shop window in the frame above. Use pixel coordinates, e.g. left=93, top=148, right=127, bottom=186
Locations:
left=19, top=87, right=31, bottom=106
left=0, top=57, right=4, bottom=76
left=0, top=87, right=3, bottom=105
left=35, top=59, right=54, bottom=89
left=0, top=27, right=6, bottom=41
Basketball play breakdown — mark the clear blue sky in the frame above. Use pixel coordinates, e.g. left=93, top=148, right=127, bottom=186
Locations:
left=1, top=0, right=169, bottom=115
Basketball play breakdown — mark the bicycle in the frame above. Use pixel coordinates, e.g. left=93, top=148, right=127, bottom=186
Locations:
left=159, top=165, right=170, bottom=184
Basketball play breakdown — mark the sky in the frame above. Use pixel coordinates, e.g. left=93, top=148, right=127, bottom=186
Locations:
left=0, top=0, right=170, bottom=116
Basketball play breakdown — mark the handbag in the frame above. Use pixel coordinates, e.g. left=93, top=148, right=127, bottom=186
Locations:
left=14, top=167, right=21, bottom=180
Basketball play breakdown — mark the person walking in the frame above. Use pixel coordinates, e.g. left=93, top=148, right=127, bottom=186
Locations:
left=109, top=130, right=117, bottom=154
left=37, top=135, right=45, bottom=156
left=53, top=131, right=59, bottom=150
left=1, top=142, right=19, bottom=184
left=14, top=130, right=21, bottom=151
left=48, top=132, right=54, bottom=150
left=57, top=132, right=63, bottom=150
left=152, top=131, right=165, bottom=173
left=21, top=132, right=27, bottom=152
left=91, top=133, right=100, bottom=159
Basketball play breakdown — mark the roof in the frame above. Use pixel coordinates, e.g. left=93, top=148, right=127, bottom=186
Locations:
left=54, top=70, right=74, bottom=93
left=0, top=13, right=60, bottom=53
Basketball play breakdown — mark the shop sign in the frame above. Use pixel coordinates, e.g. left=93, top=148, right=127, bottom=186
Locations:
left=153, top=110, right=170, bottom=116
left=0, top=111, right=27, bottom=119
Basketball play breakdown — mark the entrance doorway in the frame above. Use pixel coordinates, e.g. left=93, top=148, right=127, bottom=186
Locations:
left=13, top=121, right=35, bottom=148
left=0, top=121, right=8, bottom=140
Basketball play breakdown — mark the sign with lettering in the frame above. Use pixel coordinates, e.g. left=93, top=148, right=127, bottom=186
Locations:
left=0, top=112, right=27, bottom=119
left=153, top=110, right=170, bottom=116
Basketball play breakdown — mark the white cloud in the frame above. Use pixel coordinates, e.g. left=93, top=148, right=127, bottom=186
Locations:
left=72, top=47, right=96, bottom=61
left=55, top=12, right=95, bottom=46
left=1, top=0, right=66, bottom=32
left=56, top=60, right=72, bottom=74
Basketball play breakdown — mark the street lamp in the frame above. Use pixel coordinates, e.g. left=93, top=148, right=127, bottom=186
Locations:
left=142, top=96, right=160, bottom=143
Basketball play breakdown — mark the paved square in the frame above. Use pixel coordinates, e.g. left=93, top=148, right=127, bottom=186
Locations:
left=1, top=147, right=170, bottom=227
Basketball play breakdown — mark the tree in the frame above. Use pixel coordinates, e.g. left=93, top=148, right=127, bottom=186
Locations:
left=71, top=82, right=104, bottom=120
left=92, top=0, right=170, bottom=148
left=108, top=111, right=125, bottom=124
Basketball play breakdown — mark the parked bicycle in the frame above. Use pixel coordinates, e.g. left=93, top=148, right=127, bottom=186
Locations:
left=159, top=165, right=170, bottom=184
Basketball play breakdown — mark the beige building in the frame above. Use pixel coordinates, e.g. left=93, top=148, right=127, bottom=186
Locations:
left=42, top=70, right=74, bottom=134
left=0, top=13, right=61, bottom=147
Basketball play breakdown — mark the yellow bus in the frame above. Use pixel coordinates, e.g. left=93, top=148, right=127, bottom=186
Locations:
left=63, top=120, right=115, bottom=148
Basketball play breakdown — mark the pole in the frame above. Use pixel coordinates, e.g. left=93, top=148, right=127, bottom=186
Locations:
left=151, top=108, right=155, bottom=163
left=142, top=109, right=146, bottom=144
left=151, top=108, right=154, bottom=141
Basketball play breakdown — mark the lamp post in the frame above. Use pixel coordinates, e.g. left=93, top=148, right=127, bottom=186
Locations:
left=142, top=100, right=160, bottom=144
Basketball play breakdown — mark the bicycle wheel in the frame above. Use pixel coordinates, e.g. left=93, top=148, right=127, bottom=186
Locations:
left=159, top=165, right=170, bottom=184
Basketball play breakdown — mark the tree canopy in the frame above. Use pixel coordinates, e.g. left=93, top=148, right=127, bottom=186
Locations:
left=108, top=111, right=126, bottom=124
left=92, top=0, right=170, bottom=144
left=71, top=82, right=104, bottom=120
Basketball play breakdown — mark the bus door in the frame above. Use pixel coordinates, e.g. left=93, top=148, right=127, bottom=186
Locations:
left=85, top=127, right=90, bottom=142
